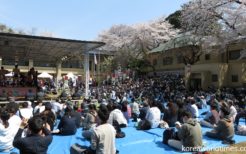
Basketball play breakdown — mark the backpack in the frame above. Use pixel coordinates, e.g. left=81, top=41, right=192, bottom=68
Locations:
left=70, top=144, right=95, bottom=154
left=162, top=128, right=176, bottom=144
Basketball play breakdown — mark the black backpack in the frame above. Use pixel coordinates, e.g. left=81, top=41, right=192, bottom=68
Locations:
left=70, top=144, right=96, bottom=154
left=162, top=128, right=176, bottom=144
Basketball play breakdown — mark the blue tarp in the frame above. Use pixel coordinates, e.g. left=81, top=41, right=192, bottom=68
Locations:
left=1, top=110, right=246, bottom=154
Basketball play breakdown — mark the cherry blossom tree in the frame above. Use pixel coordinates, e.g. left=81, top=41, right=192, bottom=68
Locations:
left=97, top=17, right=178, bottom=72
left=181, top=0, right=246, bottom=56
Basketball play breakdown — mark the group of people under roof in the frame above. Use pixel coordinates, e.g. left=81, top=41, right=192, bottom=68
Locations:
left=0, top=64, right=86, bottom=101
left=0, top=65, right=44, bottom=88
left=0, top=73, right=245, bottom=153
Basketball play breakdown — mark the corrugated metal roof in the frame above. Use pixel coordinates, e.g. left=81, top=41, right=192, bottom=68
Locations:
left=0, top=32, right=105, bottom=63
left=149, top=33, right=200, bottom=53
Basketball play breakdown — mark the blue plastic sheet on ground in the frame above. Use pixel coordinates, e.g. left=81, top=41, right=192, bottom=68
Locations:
left=1, top=109, right=246, bottom=154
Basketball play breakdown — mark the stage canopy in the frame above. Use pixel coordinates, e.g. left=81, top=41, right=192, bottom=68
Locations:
left=0, top=32, right=106, bottom=97
left=0, top=32, right=105, bottom=63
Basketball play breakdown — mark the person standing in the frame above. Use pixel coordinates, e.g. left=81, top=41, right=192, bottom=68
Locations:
left=0, top=67, right=8, bottom=86
left=12, top=65, right=20, bottom=86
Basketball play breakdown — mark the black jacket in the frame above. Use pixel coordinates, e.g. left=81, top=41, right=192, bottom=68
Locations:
left=13, top=128, right=53, bottom=154
left=58, top=115, right=77, bottom=135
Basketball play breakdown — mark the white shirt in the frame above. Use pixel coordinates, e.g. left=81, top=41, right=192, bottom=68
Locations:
left=8, top=115, right=21, bottom=137
left=190, top=104, right=199, bottom=118
left=146, top=107, right=161, bottom=128
left=91, top=124, right=116, bottom=154
left=19, top=108, right=33, bottom=119
left=111, top=91, right=116, bottom=100
left=108, top=109, right=127, bottom=126
left=0, top=123, right=16, bottom=151
left=229, top=106, right=237, bottom=122
left=33, top=105, right=45, bottom=114
left=51, top=102, right=63, bottom=113
left=131, top=102, right=140, bottom=114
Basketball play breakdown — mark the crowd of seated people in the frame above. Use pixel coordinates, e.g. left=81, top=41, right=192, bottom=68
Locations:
left=0, top=74, right=245, bottom=153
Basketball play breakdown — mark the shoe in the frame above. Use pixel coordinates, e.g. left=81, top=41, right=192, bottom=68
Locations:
left=222, top=139, right=235, bottom=144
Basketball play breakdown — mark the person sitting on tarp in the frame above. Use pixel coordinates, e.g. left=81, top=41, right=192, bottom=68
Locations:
left=40, top=102, right=56, bottom=131
left=13, top=115, right=52, bottom=154
left=107, top=102, right=128, bottom=128
left=130, top=98, right=140, bottom=122
left=0, top=109, right=16, bottom=152
left=137, top=99, right=161, bottom=130
left=19, top=102, right=33, bottom=120
left=235, top=108, right=246, bottom=130
left=53, top=105, right=77, bottom=135
left=163, top=101, right=178, bottom=127
left=82, top=104, right=97, bottom=140
left=168, top=111, right=203, bottom=151
left=205, top=103, right=235, bottom=144
left=90, top=104, right=117, bottom=154
left=200, top=104, right=220, bottom=128
left=33, top=99, right=45, bottom=115
left=6, top=101, right=22, bottom=135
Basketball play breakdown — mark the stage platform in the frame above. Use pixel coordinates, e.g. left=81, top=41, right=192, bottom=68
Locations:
left=0, top=87, right=36, bottom=100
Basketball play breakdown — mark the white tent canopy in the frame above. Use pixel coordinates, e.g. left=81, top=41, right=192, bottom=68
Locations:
left=38, top=72, right=53, bottom=79
left=67, top=72, right=76, bottom=78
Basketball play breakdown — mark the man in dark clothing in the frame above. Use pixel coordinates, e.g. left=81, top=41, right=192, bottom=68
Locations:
left=235, top=109, right=246, bottom=126
left=71, top=110, right=82, bottom=128
left=56, top=105, right=77, bottom=135
left=13, top=116, right=53, bottom=154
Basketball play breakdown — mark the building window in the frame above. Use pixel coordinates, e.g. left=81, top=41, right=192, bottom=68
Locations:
left=89, top=61, right=92, bottom=70
left=205, top=54, right=210, bottom=60
left=212, top=74, right=218, bottom=82
left=177, top=56, right=183, bottom=64
left=153, top=59, right=157, bottom=66
left=95, top=64, right=97, bottom=71
left=2, top=58, right=29, bottom=66
left=62, top=60, right=83, bottom=68
left=163, top=57, right=173, bottom=65
left=229, top=50, right=240, bottom=60
left=34, top=61, right=56, bottom=67
left=231, top=75, right=238, bottom=82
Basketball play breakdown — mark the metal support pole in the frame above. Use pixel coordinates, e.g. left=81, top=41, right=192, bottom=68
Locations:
left=98, top=51, right=100, bottom=86
left=84, top=52, right=90, bottom=97
left=56, top=62, right=62, bottom=90
left=0, top=57, right=2, bottom=68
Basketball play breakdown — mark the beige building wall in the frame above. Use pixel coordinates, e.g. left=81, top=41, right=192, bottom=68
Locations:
left=148, top=41, right=246, bottom=89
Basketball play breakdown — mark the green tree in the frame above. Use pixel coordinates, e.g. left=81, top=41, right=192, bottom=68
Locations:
left=0, top=23, right=15, bottom=33
left=166, top=10, right=182, bottom=29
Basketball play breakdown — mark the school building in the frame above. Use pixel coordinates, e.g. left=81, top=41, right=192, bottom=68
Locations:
left=148, top=34, right=246, bottom=90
